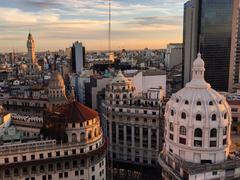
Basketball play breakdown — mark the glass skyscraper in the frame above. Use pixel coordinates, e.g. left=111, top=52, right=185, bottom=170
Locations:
left=183, top=0, right=234, bottom=92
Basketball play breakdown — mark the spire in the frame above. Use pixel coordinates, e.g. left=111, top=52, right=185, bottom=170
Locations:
left=186, top=53, right=210, bottom=88
left=28, top=32, right=32, bottom=40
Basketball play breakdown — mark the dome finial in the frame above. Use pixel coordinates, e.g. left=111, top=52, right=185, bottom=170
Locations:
left=197, top=52, right=201, bottom=58
left=186, top=53, right=210, bottom=88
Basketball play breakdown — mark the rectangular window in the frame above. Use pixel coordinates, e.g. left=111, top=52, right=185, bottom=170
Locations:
left=39, top=154, right=44, bottom=159
left=48, top=152, right=52, bottom=158
left=210, top=141, right=217, bottom=147
left=72, top=149, right=76, bottom=154
left=231, top=108, right=238, bottom=112
left=4, top=158, right=9, bottom=163
left=223, top=139, right=227, bottom=145
left=31, top=155, right=35, bottom=160
left=179, top=137, right=186, bottom=145
left=80, top=169, right=84, bottom=175
left=75, top=170, right=79, bottom=176
left=92, top=166, right=95, bottom=172
left=56, top=151, right=60, bottom=157
left=13, top=157, right=18, bottom=162
left=64, top=151, right=68, bottom=156
left=194, top=140, right=202, bottom=147
left=169, top=133, right=174, bottom=140
left=59, top=173, right=63, bottom=178
left=64, top=172, right=68, bottom=178
left=48, top=175, right=52, bottom=180
left=22, top=156, right=26, bottom=161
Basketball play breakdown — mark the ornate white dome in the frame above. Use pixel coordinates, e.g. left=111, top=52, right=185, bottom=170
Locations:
left=164, top=54, right=232, bottom=164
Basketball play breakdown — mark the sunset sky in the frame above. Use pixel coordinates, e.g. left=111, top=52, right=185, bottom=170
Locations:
left=0, top=0, right=184, bottom=52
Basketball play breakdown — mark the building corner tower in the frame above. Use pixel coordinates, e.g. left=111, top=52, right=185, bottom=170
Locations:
left=27, top=32, right=36, bottom=64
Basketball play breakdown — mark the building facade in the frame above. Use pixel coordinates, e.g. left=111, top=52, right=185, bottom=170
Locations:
left=71, top=42, right=85, bottom=74
left=159, top=54, right=240, bottom=180
left=229, top=0, right=240, bottom=91
left=165, top=43, right=183, bottom=70
left=101, top=71, right=164, bottom=178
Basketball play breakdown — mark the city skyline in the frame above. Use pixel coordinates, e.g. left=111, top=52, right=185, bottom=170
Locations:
left=0, top=0, right=183, bottom=52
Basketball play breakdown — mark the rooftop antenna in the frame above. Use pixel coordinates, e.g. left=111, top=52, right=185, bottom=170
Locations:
left=108, top=0, right=111, bottom=53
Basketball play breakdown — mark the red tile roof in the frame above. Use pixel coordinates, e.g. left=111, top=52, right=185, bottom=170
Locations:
left=60, top=101, right=99, bottom=123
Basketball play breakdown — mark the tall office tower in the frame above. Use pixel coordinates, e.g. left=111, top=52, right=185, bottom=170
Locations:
left=71, top=41, right=86, bottom=74
left=27, top=32, right=36, bottom=64
left=183, top=0, right=233, bottom=92
left=159, top=54, right=240, bottom=179
left=165, top=43, right=183, bottom=69
left=229, top=0, right=240, bottom=91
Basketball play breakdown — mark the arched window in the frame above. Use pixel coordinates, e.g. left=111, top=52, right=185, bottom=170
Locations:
left=224, top=113, right=227, bottom=119
left=185, top=100, right=189, bottom=105
left=196, top=114, right=202, bottom=121
left=181, top=112, right=186, bottom=119
left=197, top=101, right=201, bottom=106
left=211, top=114, right=216, bottom=121
left=171, top=110, right=174, bottom=116
left=179, top=126, right=186, bottom=136
left=88, top=131, right=92, bottom=139
left=223, top=127, right=227, bottom=135
left=194, top=128, right=202, bottom=137
left=209, top=101, right=213, bottom=105
left=94, top=128, right=97, bottom=137
left=210, top=128, right=217, bottom=137
left=72, top=133, right=77, bottom=142
left=169, top=122, right=174, bottom=132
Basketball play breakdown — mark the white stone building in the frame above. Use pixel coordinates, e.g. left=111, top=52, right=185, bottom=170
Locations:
left=102, top=71, right=164, bottom=171
left=159, top=54, right=240, bottom=180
